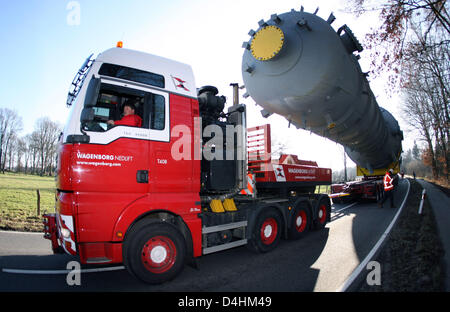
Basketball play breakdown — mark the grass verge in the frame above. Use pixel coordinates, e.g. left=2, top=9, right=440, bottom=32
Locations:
left=358, top=179, right=445, bottom=291
left=0, top=173, right=55, bottom=232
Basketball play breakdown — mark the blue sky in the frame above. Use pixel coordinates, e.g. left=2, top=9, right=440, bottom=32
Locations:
left=0, top=0, right=411, bottom=171
left=0, top=0, right=175, bottom=133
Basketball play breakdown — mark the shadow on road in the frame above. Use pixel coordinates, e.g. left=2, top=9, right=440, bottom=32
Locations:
left=0, top=227, right=330, bottom=291
left=174, top=227, right=331, bottom=292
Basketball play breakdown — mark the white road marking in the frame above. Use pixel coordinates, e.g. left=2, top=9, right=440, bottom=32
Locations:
left=2, top=266, right=125, bottom=275
left=333, top=202, right=358, bottom=214
left=336, top=179, right=411, bottom=292
left=0, top=230, right=43, bottom=235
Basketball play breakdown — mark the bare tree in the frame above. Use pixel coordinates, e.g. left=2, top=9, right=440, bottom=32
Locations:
left=28, top=131, right=41, bottom=175
left=15, top=137, right=27, bottom=173
left=33, top=117, right=61, bottom=176
left=270, top=137, right=288, bottom=161
left=402, top=79, right=438, bottom=178
left=402, top=25, right=449, bottom=180
left=401, top=146, right=432, bottom=177
left=0, top=108, right=23, bottom=173
left=345, top=0, right=450, bottom=86
left=7, top=134, right=17, bottom=171
left=22, top=134, right=32, bottom=174
left=401, top=52, right=449, bottom=180
left=346, top=1, right=449, bottom=181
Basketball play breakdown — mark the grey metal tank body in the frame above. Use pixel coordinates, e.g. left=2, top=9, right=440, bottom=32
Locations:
left=241, top=9, right=403, bottom=171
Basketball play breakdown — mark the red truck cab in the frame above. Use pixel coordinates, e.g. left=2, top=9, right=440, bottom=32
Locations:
left=45, top=47, right=202, bottom=270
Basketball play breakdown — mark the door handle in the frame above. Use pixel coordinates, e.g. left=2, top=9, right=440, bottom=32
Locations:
left=136, top=170, right=149, bottom=183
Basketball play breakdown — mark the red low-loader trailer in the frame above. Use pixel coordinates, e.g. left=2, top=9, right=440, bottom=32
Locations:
left=43, top=47, right=331, bottom=284
left=329, top=165, right=400, bottom=204
left=330, top=177, right=384, bottom=204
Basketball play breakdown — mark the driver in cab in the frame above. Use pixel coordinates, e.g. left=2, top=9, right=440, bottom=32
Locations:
left=107, top=100, right=142, bottom=127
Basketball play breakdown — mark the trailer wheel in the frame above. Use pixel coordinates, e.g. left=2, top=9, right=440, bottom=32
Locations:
left=250, top=208, right=282, bottom=253
left=314, top=198, right=330, bottom=230
left=289, top=202, right=310, bottom=240
left=123, top=221, right=186, bottom=284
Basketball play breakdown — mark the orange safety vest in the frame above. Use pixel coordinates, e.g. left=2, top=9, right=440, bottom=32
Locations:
left=383, top=172, right=394, bottom=191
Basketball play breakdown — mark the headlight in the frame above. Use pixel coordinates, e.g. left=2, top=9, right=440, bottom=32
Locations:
left=61, top=228, right=71, bottom=239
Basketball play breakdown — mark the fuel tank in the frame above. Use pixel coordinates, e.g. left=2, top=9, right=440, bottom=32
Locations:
left=241, top=8, right=403, bottom=172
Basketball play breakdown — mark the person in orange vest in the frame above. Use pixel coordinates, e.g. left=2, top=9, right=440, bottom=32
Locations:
left=379, top=169, right=398, bottom=208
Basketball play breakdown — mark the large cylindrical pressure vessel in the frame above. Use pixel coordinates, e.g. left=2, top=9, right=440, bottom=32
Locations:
left=241, top=8, right=403, bottom=171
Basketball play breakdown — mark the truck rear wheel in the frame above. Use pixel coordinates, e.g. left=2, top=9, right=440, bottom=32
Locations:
left=249, top=208, right=282, bottom=253
left=124, top=221, right=186, bottom=284
left=289, top=202, right=310, bottom=240
left=313, top=198, right=330, bottom=230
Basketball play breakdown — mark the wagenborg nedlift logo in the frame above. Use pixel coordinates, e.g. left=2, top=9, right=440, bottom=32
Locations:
left=171, top=76, right=190, bottom=92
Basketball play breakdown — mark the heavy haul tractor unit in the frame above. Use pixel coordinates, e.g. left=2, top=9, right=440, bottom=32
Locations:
left=43, top=46, right=331, bottom=284
left=239, top=7, right=403, bottom=203
left=43, top=6, right=404, bottom=283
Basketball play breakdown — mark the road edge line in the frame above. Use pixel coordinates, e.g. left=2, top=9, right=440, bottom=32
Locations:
left=2, top=266, right=125, bottom=275
left=336, top=178, right=411, bottom=292
left=0, top=230, right=43, bottom=235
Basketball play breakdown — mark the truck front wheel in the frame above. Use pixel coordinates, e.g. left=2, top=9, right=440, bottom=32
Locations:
left=123, top=221, right=186, bottom=284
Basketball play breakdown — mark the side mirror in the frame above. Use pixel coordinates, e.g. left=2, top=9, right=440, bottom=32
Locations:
left=84, top=76, right=101, bottom=107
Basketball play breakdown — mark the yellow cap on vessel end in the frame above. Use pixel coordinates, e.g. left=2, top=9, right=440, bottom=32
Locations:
left=250, top=26, right=284, bottom=61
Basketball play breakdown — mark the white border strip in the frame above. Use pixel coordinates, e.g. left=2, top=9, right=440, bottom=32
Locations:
left=2, top=266, right=125, bottom=275
left=336, top=179, right=411, bottom=292
left=0, top=230, right=43, bottom=235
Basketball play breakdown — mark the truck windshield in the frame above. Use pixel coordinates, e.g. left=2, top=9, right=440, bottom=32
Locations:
left=67, top=54, right=94, bottom=106
left=99, top=63, right=165, bottom=89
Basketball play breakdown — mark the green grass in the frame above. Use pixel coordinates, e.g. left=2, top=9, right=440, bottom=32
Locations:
left=315, top=185, right=331, bottom=194
left=0, top=172, right=56, bottom=232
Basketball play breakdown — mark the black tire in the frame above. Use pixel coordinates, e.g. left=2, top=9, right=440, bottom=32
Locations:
left=249, top=208, right=282, bottom=253
left=123, top=220, right=186, bottom=284
left=288, top=202, right=310, bottom=240
left=313, top=197, right=330, bottom=230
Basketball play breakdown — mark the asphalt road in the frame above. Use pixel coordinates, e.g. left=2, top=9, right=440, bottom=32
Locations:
left=0, top=179, right=409, bottom=292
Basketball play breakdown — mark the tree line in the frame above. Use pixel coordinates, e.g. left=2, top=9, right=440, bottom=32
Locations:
left=347, top=0, right=449, bottom=183
left=401, top=141, right=432, bottom=178
left=0, top=108, right=61, bottom=176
